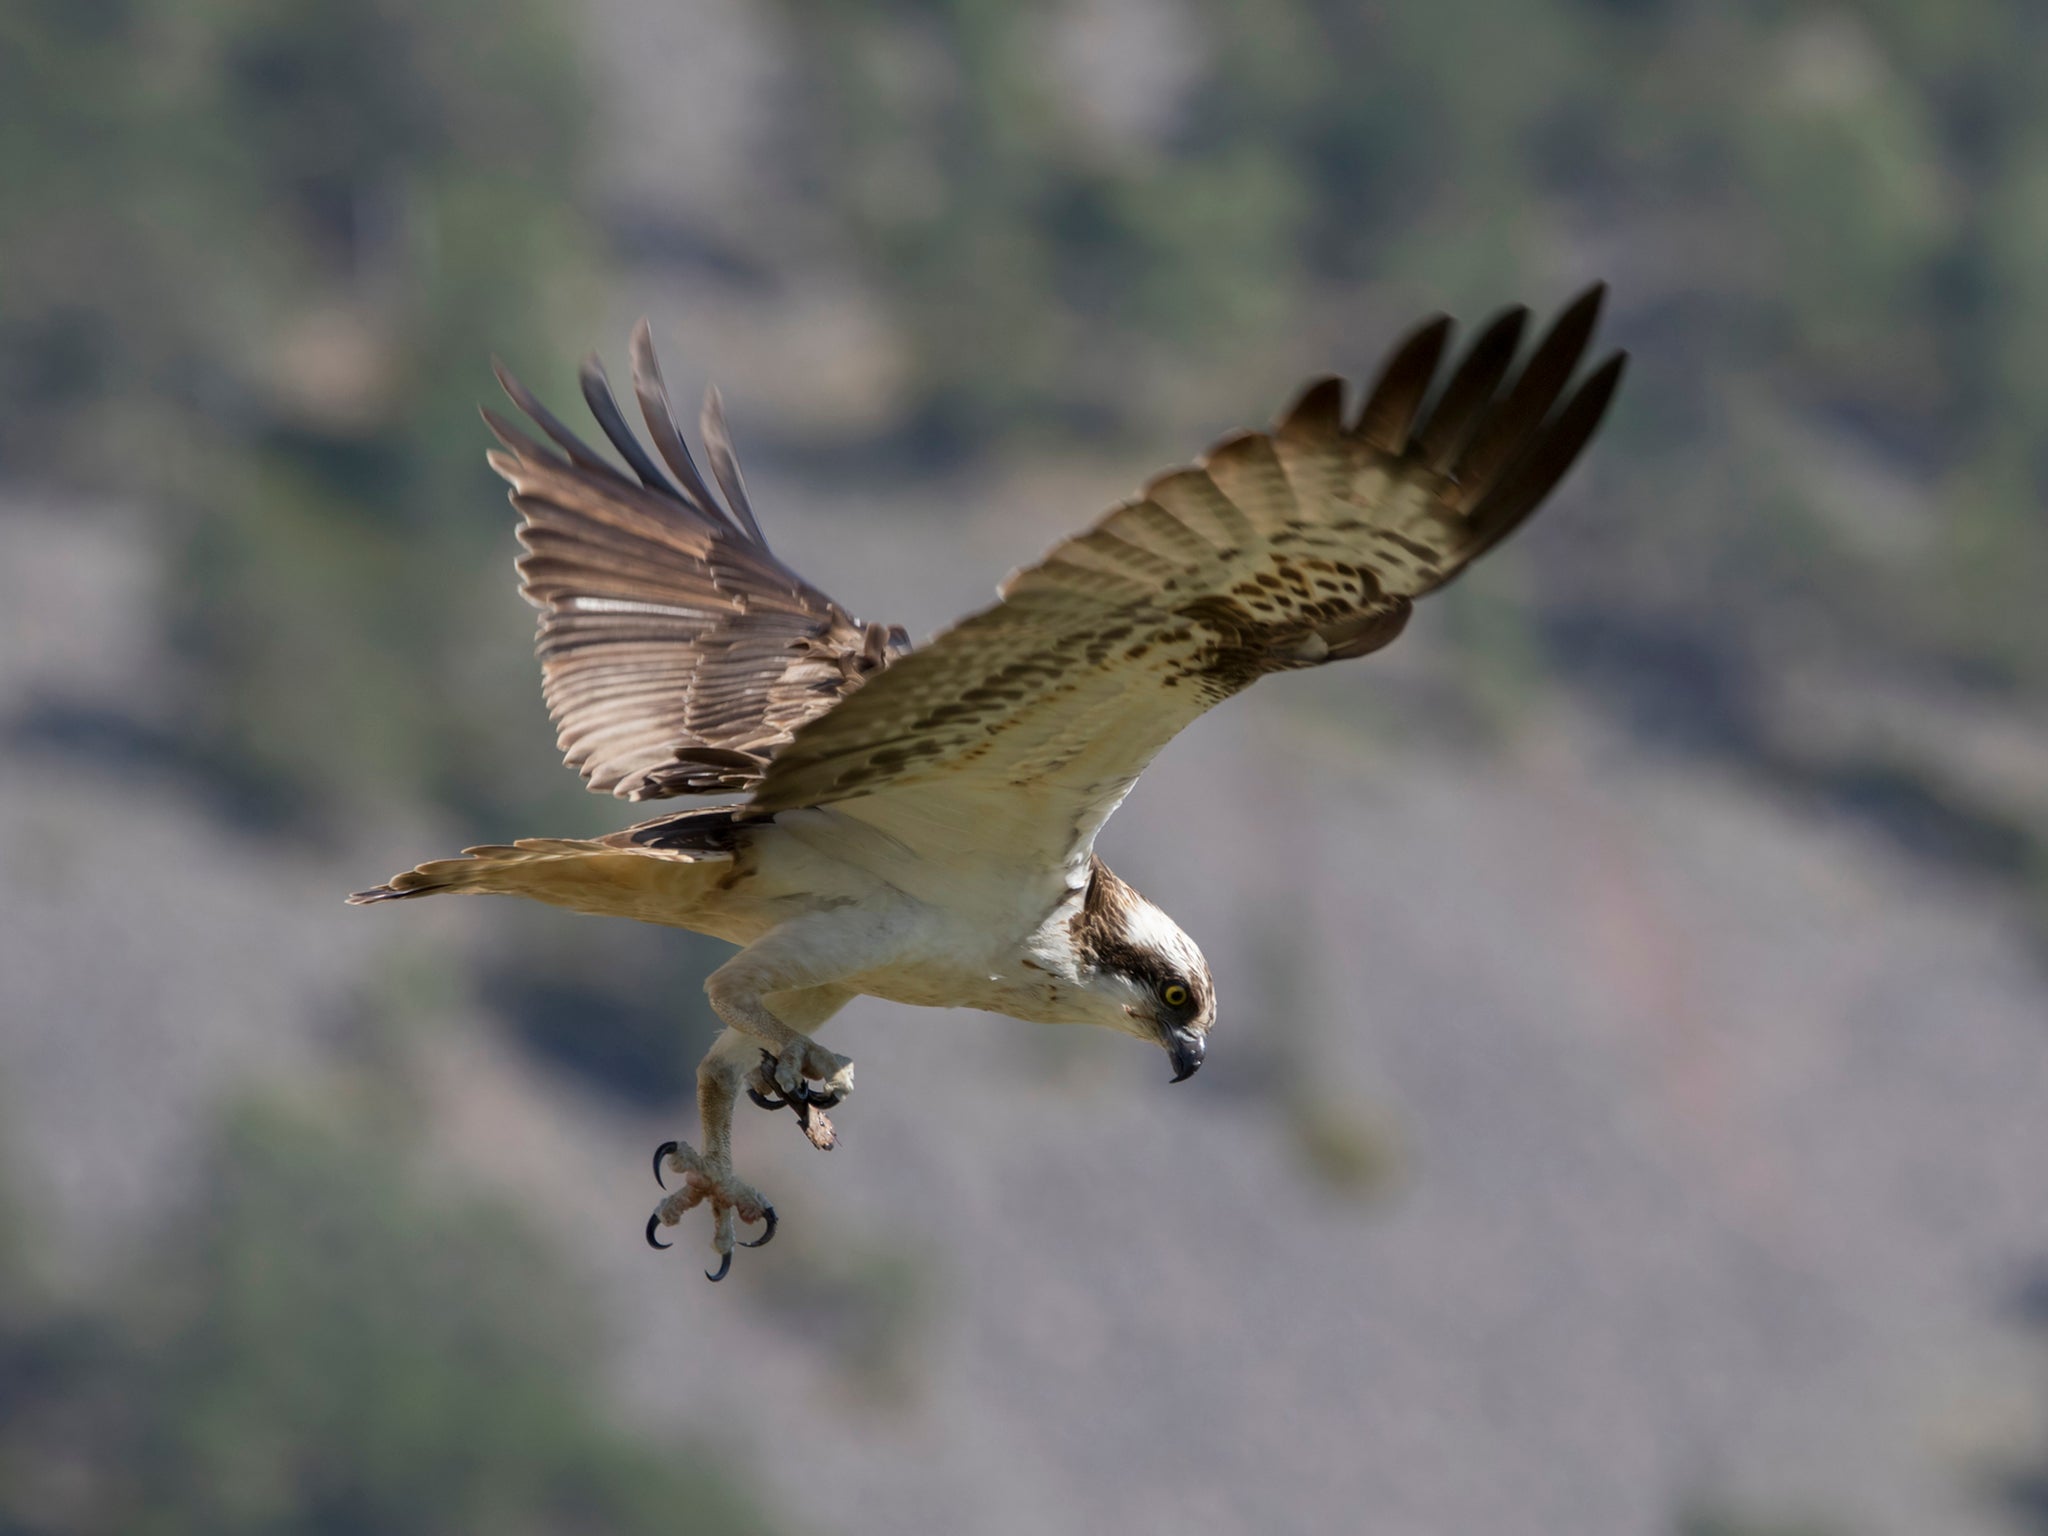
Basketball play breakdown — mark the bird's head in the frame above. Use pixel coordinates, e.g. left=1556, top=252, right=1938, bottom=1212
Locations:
left=1067, top=858, right=1215, bottom=1082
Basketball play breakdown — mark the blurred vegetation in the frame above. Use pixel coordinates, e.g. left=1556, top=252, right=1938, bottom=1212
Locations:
left=774, top=0, right=2048, bottom=680
left=479, top=907, right=729, bottom=1110
left=6, top=1, right=2048, bottom=1521
left=0, top=1097, right=777, bottom=1535
left=1982, top=1270, right=2048, bottom=1534
left=0, top=9, right=743, bottom=1524
left=753, top=1237, right=936, bottom=1408
left=1678, top=1509, right=1849, bottom=1536
left=0, top=0, right=598, bottom=836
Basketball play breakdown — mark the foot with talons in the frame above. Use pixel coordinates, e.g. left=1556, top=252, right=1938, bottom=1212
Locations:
left=743, top=1046, right=851, bottom=1151
left=646, top=1139, right=776, bottom=1281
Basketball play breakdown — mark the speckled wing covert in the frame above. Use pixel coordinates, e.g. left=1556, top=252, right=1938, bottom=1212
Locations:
left=485, top=322, right=908, bottom=800
left=748, top=286, right=1625, bottom=870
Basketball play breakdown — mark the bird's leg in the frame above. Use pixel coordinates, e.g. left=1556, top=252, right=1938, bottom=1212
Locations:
left=647, top=920, right=887, bottom=1277
left=650, top=1029, right=776, bottom=1279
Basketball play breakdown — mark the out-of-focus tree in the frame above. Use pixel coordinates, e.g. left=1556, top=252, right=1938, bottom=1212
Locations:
left=0, top=0, right=598, bottom=834
left=1678, top=1508, right=1847, bottom=1536
left=1980, top=1270, right=2048, bottom=1534
left=767, top=1, right=2048, bottom=660
left=0, top=1099, right=778, bottom=1535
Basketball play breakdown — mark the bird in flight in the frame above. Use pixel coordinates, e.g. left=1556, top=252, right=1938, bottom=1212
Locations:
left=351, top=287, right=1624, bottom=1279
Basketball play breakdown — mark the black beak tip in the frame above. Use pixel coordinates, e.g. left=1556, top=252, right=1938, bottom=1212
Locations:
left=1167, top=1030, right=1205, bottom=1083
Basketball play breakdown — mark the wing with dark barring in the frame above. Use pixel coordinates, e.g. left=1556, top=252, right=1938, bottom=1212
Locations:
left=484, top=322, right=908, bottom=800
left=748, top=286, right=1624, bottom=872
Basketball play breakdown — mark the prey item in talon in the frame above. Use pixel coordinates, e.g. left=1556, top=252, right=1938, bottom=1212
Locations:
left=797, top=1102, right=837, bottom=1151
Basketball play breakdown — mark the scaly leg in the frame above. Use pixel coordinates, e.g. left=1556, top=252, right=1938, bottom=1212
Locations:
left=647, top=918, right=881, bottom=1279
left=649, top=1029, right=777, bottom=1279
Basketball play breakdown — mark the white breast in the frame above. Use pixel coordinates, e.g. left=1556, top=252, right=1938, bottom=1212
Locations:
left=727, top=809, right=1091, bottom=1023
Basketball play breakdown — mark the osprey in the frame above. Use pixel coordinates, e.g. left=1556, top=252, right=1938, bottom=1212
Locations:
left=351, top=288, right=1625, bottom=1279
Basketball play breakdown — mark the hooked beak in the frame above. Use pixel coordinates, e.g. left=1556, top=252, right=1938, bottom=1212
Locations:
left=1166, top=1026, right=1205, bottom=1083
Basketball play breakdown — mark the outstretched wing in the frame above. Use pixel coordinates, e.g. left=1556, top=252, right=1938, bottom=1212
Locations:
left=486, top=322, right=908, bottom=800
left=750, top=286, right=1625, bottom=872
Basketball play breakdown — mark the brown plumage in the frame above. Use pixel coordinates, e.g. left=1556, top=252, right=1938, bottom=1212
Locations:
left=345, top=804, right=748, bottom=918
left=747, top=286, right=1624, bottom=874
left=484, top=320, right=907, bottom=800
left=1069, top=857, right=1214, bottom=1027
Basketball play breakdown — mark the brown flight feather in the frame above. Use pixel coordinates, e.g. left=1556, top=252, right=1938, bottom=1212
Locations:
left=486, top=326, right=910, bottom=800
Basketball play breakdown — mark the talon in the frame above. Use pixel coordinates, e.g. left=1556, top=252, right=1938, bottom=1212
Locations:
left=746, top=1086, right=787, bottom=1111
left=705, top=1250, right=733, bottom=1283
left=645, top=1213, right=671, bottom=1251
left=740, top=1204, right=778, bottom=1248
left=652, top=1140, right=679, bottom=1188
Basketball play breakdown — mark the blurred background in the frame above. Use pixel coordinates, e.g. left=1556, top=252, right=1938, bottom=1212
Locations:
left=3, top=1, right=2047, bottom=1531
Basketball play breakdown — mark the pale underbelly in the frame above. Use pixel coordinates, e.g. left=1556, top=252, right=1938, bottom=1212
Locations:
left=851, top=962, right=1074, bottom=1023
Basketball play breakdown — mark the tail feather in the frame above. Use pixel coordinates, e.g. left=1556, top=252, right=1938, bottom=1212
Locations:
left=347, top=809, right=745, bottom=925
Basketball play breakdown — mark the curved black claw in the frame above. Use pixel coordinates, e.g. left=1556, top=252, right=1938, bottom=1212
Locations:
left=705, top=1249, right=733, bottom=1283
left=652, top=1140, right=679, bottom=1189
left=645, top=1213, right=671, bottom=1251
left=749, top=1051, right=797, bottom=1113
left=740, top=1204, right=779, bottom=1249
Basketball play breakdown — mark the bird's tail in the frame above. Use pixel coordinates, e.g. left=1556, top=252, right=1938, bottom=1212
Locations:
left=347, top=813, right=742, bottom=926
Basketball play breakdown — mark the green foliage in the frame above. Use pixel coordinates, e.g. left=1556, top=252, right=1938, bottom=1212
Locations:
left=770, top=0, right=2048, bottom=703
left=0, top=1098, right=778, bottom=1535
left=0, top=0, right=597, bottom=834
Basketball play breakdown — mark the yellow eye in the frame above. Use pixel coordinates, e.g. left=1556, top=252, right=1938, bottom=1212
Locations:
left=1161, top=983, right=1190, bottom=1009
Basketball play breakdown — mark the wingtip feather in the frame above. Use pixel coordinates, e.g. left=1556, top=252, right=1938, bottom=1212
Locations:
left=699, top=383, right=770, bottom=549
left=628, top=321, right=728, bottom=520
left=1276, top=375, right=1347, bottom=438
left=1354, top=313, right=1452, bottom=452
